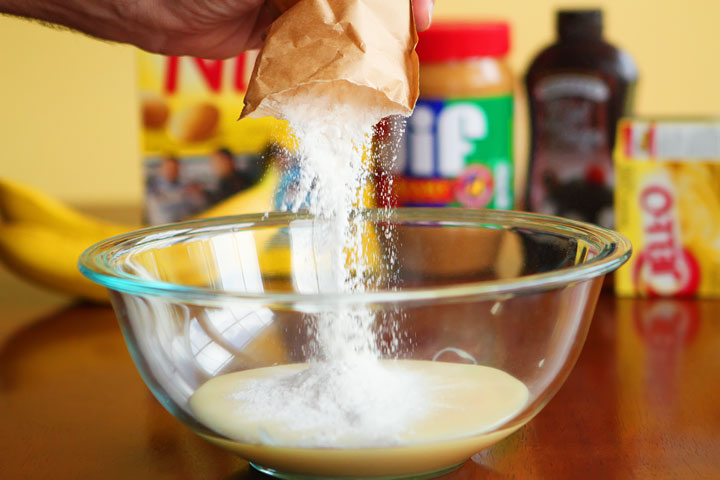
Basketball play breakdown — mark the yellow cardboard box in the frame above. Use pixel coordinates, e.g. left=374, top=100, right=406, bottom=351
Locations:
left=138, top=51, right=286, bottom=224
left=615, top=117, right=720, bottom=297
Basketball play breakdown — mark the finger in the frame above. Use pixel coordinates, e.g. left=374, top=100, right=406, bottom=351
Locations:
left=413, top=0, right=434, bottom=32
left=245, top=2, right=278, bottom=49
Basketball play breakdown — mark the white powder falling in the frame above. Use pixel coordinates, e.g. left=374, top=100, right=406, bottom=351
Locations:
left=279, top=98, right=382, bottom=294
left=223, top=95, right=425, bottom=446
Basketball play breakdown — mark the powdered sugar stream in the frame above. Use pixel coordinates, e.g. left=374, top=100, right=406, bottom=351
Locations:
left=227, top=97, right=426, bottom=446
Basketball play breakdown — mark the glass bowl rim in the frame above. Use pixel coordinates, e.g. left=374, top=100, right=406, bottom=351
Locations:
left=79, top=208, right=631, bottom=305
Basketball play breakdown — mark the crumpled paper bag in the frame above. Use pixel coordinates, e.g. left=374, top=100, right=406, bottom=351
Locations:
left=241, top=0, right=419, bottom=120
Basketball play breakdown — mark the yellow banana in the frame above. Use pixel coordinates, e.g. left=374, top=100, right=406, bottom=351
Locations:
left=0, top=223, right=110, bottom=302
left=0, top=177, right=131, bottom=238
left=193, top=167, right=278, bottom=220
left=0, top=167, right=279, bottom=233
left=0, top=168, right=280, bottom=303
left=0, top=167, right=384, bottom=304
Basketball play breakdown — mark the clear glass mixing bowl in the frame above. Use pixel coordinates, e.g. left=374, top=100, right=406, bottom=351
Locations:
left=79, top=208, right=631, bottom=479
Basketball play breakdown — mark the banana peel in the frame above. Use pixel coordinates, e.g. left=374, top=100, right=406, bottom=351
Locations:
left=0, top=223, right=110, bottom=302
left=0, top=176, right=131, bottom=238
left=0, top=166, right=385, bottom=304
left=0, top=168, right=281, bottom=303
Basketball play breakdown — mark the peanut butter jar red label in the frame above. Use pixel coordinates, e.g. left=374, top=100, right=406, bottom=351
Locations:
left=392, top=96, right=514, bottom=209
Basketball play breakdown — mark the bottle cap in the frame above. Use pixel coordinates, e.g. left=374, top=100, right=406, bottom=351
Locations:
left=557, top=9, right=603, bottom=40
left=416, top=22, right=511, bottom=62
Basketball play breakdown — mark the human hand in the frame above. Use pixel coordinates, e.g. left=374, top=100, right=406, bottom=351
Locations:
left=2, top=0, right=435, bottom=59
left=413, top=0, right=434, bottom=32
left=113, top=0, right=275, bottom=59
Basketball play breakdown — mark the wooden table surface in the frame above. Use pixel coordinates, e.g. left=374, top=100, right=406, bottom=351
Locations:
left=1, top=268, right=719, bottom=480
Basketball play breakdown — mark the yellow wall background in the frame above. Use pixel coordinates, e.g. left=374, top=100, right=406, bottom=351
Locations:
left=1, top=0, right=719, bottom=205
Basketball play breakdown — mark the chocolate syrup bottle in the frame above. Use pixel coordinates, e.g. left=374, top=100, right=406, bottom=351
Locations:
left=525, top=9, right=637, bottom=227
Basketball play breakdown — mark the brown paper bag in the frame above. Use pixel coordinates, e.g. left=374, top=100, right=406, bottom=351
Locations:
left=241, top=0, right=419, bottom=120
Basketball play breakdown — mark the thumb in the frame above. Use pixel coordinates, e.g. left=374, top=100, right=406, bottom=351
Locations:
left=413, top=0, right=434, bottom=32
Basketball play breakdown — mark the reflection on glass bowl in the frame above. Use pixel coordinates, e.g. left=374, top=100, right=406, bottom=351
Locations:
left=80, top=208, right=630, bottom=480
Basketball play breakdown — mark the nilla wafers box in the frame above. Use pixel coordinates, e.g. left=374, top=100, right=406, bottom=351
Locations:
left=138, top=51, right=286, bottom=224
